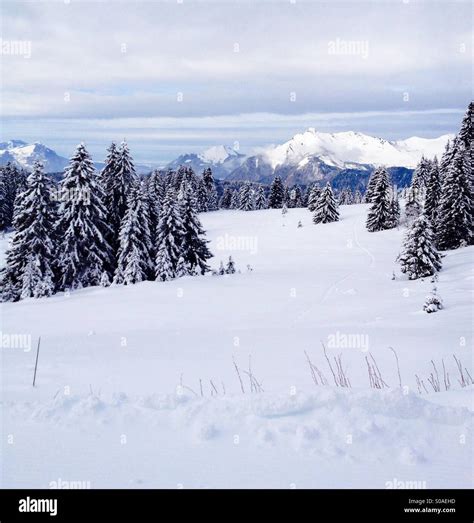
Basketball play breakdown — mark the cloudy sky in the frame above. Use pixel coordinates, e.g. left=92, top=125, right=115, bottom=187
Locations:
left=1, top=0, right=471, bottom=165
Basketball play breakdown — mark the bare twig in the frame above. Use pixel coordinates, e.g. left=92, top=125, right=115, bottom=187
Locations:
left=442, top=359, right=450, bottom=391
left=322, top=342, right=339, bottom=387
left=389, top=347, right=402, bottom=388
left=210, top=379, right=219, bottom=396
left=232, top=356, right=245, bottom=394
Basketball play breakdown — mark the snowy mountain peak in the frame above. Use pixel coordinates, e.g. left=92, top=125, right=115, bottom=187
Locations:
left=0, top=140, right=69, bottom=173
left=199, top=145, right=242, bottom=164
left=261, top=129, right=453, bottom=170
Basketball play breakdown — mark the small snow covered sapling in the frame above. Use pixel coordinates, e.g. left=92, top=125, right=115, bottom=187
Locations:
left=423, top=287, right=443, bottom=313
left=225, top=256, right=236, bottom=274
left=218, top=261, right=225, bottom=275
left=297, top=220, right=303, bottom=228
left=281, top=203, right=288, bottom=215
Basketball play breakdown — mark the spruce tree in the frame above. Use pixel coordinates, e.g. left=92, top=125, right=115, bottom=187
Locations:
left=387, top=191, right=401, bottom=229
left=366, top=167, right=393, bottom=232
left=225, top=256, right=236, bottom=274
left=179, top=182, right=212, bottom=275
left=106, top=141, right=138, bottom=251
left=397, top=215, right=441, bottom=279
left=404, top=185, right=422, bottom=224
left=458, top=101, right=473, bottom=152
left=239, top=181, right=255, bottom=211
left=0, top=168, right=8, bottom=230
left=424, top=157, right=441, bottom=229
left=196, top=178, right=209, bottom=212
left=146, top=169, right=166, bottom=238
left=219, top=187, right=233, bottom=209
left=113, top=182, right=153, bottom=285
left=155, top=188, right=184, bottom=281
left=354, top=189, right=363, bottom=204
left=230, top=189, right=240, bottom=209
left=268, top=176, right=284, bottom=208
left=439, top=139, right=457, bottom=177
left=203, top=167, right=218, bottom=211
left=364, top=169, right=380, bottom=203
left=57, top=144, right=113, bottom=290
left=2, top=161, right=57, bottom=300
left=313, top=182, right=339, bottom=224
left=436, top=143, right=473, bottom=250
left=307, top=184, right=321, bottom=212
left=411, top=156, right=431, bottom=192
left=0, top=163, right=27, bottom=229
left=254, top=185, right=267, bottom=210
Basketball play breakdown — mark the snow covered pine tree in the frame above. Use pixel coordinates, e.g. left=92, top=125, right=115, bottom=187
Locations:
left=1, top=161, right=57, bottom=300
left=397, top=215, right=442, bottom=280
left=155, top=187, right=185, bottom=281
left=436, top=141, right=473, bottom=250
left=313, top=182, right=339, bottom=224
left=239, top=181, right=255, bottom=211
left=268, top=176, right=285, bottom=208
left=178, top=182, right=212, bottom=275
left=56, top=144, right=113, bottom=290
left=366, top=167, right=394, bottom=232
left=113, top=182, right=154, bottom=285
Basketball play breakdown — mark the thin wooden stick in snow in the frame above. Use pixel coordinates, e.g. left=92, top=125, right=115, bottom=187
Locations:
left=32, top=336, right=41, bottom=387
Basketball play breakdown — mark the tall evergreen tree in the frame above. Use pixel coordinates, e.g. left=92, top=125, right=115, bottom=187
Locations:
left=1, top=161, right=57, bottom=301
left=0, top=168, right=8, bottom=230
left=313, top=182, right=339, bottom=224
left=366, top=167, right=394, bottom=232
left=219, top=187, right=233, bottom=209
left=436, top=143, right=473, bottom=250
left=113, top=182, right=153, bottom=285
left=458, top=101, right=473, bottom=152
left=106, top=141, right=138, bottom=251
left=196, top=178, right=209, bottom=212
left=439, top=138, right=457, bottom=177
left=203, top=167, right=218, bottom=211
left=268, top=176, right=284, bottom=208
left=0, top=163, right=27, bottom=229
left=146, top=169, right=166, bottom=238
left=230, top=189, right=240, bottom=209
left=307, top=184, right=321, bottom=212
left=387, top=190, right=400, bottom=229
left=239, top=181, right=255, bottom=211
left=397, top=215, right=441, bottom=280
left=411, top=156, right=431, bottom=192
left=56, top=144, right=112, bottom=290
left=424, top=157, right=441, bottom=230
left=179, top=183, right=212, bottom=275
left=254, top=185, right=267, bottom=210
left=364, top=169, right=380, bottom=203
left=404, top=185, right=422, bottom=224
left=155, top=188, right=184, bottom=281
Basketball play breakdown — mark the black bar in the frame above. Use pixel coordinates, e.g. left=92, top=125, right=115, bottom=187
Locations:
left=0, top=489, right=472, bottom=522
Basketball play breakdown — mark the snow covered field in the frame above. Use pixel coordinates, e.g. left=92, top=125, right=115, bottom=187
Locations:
left=1, top=205, right=473, bottom=488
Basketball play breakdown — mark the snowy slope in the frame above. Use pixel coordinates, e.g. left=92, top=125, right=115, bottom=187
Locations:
left=1, top=206, right=472, bottom=488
